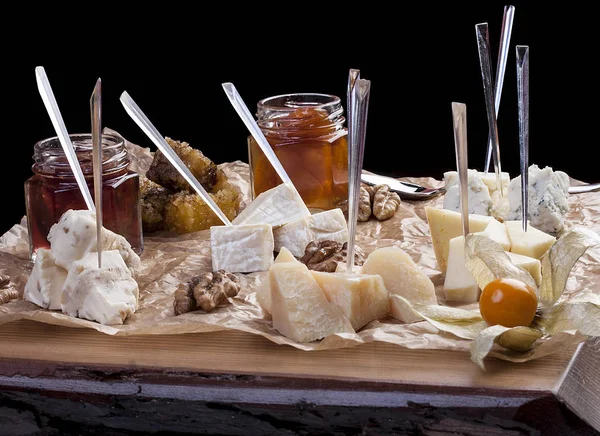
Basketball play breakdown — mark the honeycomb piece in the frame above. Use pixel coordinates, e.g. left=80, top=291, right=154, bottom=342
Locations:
left=139, top=175, right=172, bottom=232
left=146, top=137, right=218, bottom=192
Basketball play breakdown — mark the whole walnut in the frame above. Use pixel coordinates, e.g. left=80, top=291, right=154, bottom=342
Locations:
left=173, top=270, right=241, bottom=315
left=300, top=240, right=365, bottom=272
left=358, top=186, right=372, bottom=221
left=372, top=184, right=401, bottom=220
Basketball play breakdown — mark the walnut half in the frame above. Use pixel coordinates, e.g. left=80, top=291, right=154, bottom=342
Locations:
left=173, top=270, right=241, bottom=315
left=372, top=184, right=401, bottom=220
left=300, top=240, right=365, bottom=272
left=358, top=186, right=372, bottom=221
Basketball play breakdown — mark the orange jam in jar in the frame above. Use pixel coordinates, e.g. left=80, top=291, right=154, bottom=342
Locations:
left=24, top=133, right=143, bottom=258
left=249, top=93, right=348, bottom=210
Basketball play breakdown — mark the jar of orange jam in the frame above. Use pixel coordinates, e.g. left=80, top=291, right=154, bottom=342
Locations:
left=248, top=93, right=348, bottom=211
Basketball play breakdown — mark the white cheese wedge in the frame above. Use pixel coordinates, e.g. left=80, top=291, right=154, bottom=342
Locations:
left=256, top=247, right=298, bottom=314
left=483, top=219, right=511, bottom=251
left=311, top=272, right=390, bottom=330
left=425, top=207, right=494, bottom=273
left=443, top=235, right=479, bottom=303
left=23, top=248, right=67, bottom=310
left=390, top=295, right=424, bottom=324
left=210, top=224, right=274, bottom=273
left=274, top=208, right=348, bottom=257
left=506, top=252, right=542, bottom=286
left=232, top=182, right=310, bottom=228
left=269, top=261, right=354, bottom=342
left=505, top=220, right=556, bottom=259
left=61, top=250, right=139, bottom=325
left=362, top=247, right=437, bottom=305
left=47, top=209, right=141, bottom=275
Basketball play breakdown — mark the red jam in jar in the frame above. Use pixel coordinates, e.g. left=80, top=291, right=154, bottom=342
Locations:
left=24, top=133, right=143, bottom=258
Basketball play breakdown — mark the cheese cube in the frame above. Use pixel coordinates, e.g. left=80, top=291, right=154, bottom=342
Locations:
left=390, top=295, right=424, bottom=324
left=311, top=272, right=390, bottom=330
left=425, top=207, right=494, bottom=273
left=443, top=236, right=479, bottom=303
left=483, top=219, right=511, bottom=251
left=362, top=247, right=437, bottom=305
left=506, top=252, right=542, bottom=286
left=256, top=247, right=298, bottom=314
left=505, top=220, right=556, bottom=259
left=210, top=224, right=274, bottom=273
left=23, top=248, right=67, bottom=310
left=269, top=262, right=354, bottom=342
left=61, top=250, right=139, bottom=325
left=233, top=182, right=310, bottom=228
left=274, top=208, right=348, bottom=257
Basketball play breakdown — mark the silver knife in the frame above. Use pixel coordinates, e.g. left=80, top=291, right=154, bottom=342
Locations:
left=361, top=172, right=446, bottom=201
left=91, top=78, right=103, bottom=268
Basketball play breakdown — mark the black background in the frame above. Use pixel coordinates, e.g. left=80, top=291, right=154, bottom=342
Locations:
left=3, top=2, right=597, bottom=236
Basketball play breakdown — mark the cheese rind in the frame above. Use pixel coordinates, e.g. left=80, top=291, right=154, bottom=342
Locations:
left=505, top=220, right=556, bottom=259
left=269, top=262, right=354, bottom=342
left=61, top=250, right=139, bottom=325
left=506, top=252, right=542, bottom=286
left=210, top=224, right=274, bottom=273
left=362, top=247, right=437, bottom=305
left=274, top=208, right=348, bottom=257
left=23, top=248, right=67, bottom=310
left=443, top=236, right=479, bottom=303
left=311, top=272, right=390, bottom=330
left=233, top=183, right=310, bottom=228
left=425, top=207, right=494, bottom=273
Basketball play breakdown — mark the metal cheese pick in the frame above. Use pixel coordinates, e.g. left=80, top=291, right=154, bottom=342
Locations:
left=452, top=103, right=469, bottom=238
left=35, top=66, right=95, bottom=212
left=476, top=23, right=504, bottom=197
left=484, top=5, right=516, bottom=173
left=120, top=92, right=232, bottom=226
left=221, top=82, right=309, bottom=216
left=90, top=78, right=103, bottom=268
left=346, top=74, right=371, bottom=273
left=516, top=45, right=530, bottom=233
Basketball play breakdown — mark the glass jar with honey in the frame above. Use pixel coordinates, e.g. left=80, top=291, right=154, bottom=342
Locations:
left=248, top=93, right=348, bottom=211
left=24, top=133, right=143, bottom=258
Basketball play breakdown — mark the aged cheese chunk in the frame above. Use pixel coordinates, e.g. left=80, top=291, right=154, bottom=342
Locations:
left=311, top=271, right=390, bottom=330
left=425, top=207, right=494, bottom=273
left=506, top=252, right=542, bottom=286
left=505, top=220, right=556, bottom=259
left=23, top=248, right=67, bottom=310
left=47, top=209, right=141, bottom=275
left=232, top=182, right=310, bottom=228
left=274, top=208, right=348, bottom=257
left=443, top=170, right=494, bottom=216
left=256, top=247, right=298, bottom=314
left=362, top=247, right=437, bottom=305
left=483, top=219, right=511, bottom=251
left=210, top=224, right=274, bottom=273
left=390, top=295, right=424, bottom=324
left=61, top=250, right=139, bottom=325
left=443, top=236, right=479, bottom=303
left=269, top=261, right=354, bottom=342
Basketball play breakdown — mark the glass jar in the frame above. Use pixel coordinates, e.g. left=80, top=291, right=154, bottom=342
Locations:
left=248, top=93, right=348, bottom=211
left=24, top=133, right=143, bottom=258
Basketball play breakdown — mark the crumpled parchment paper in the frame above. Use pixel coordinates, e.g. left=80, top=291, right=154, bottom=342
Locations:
left=1, top=130, right=598, bottom=362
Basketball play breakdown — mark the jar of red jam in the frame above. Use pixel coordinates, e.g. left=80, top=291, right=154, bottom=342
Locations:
left=248, top=93, right=348, bottom=211
left=24, top=133, right=143, bottom=258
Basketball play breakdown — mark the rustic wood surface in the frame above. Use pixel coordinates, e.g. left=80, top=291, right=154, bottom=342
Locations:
left=1, top=320, right=598, bottom=435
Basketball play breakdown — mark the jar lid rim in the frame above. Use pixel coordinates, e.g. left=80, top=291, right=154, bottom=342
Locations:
left=34, top=133, right=125, bottom=152
left=258, top=93, right=341, bottom=111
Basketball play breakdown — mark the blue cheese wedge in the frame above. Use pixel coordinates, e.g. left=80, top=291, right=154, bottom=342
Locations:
left=23, top=248, right=67, bottom=310
left=311, top=271, right=390, bottom=330
left=269, top=261, right=354, bottom=342
left=443, top=170, right=494, bottom=216
left=274, top=208, right=348, bottom=257
left=210, top=224, right=274, bottom=273
left=232, top=182, right=310, bottom=228
left=61, top=250, right=139, bottom=325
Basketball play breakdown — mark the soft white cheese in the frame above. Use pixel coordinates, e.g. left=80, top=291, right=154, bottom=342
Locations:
left=61, top=250, right=139, bottom=325
left=210, top=224, right=274, bottom=273
left=507, top=164, right=570, bottom=234
left=232, top=182, right=310, bottom=228
left=274, top=208, right=348, bottom=257
left=23, top=248, right=67, bottom=310
left=443, top=170, right=494, bottom=216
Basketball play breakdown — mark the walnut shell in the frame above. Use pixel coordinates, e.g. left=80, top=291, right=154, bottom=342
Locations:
left=358, top=186, right=372, bottom=222
left=173, top=283, right=197, bottom=315
left=372, top=184, right=401, bottom=220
